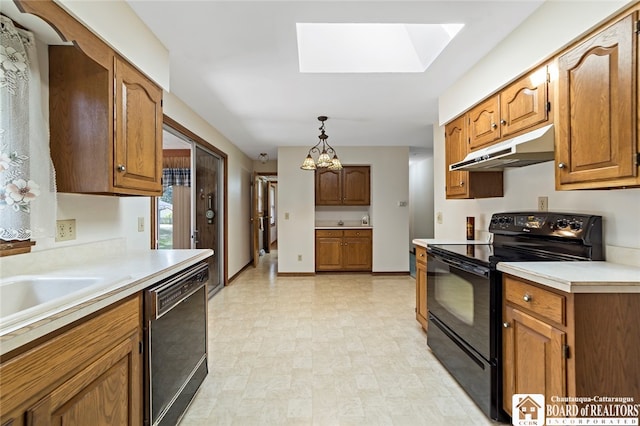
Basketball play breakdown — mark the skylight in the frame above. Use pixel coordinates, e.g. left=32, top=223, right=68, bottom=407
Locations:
left=296, top=23, right=464, bottom=73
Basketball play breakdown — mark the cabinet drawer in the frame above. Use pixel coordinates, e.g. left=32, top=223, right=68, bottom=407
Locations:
left=343, top=229, right=371, bottom=238
left=504, top=276, right=565, bottom=325
left=316, top=230, right=344, bottom=238
left=415, top=246, right=427, bottom=265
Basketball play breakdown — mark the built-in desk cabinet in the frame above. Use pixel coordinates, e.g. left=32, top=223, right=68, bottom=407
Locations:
left=315, top=229, right=372, bottom=271
left=502, top=275, right=640, bottom=417
left=556, top=12, right=640, bottom=190
left=315, top=166, right=370, bottom=206
left=0, top=295, right=143, bottom=426
left=415, top=245, right=427, bottom=331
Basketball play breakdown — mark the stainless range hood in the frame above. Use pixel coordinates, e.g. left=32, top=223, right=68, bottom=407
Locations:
left=449, top=124, right=555, bottom=172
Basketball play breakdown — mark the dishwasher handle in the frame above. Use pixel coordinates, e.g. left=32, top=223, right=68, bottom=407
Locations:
left=147, top=262, right=209, bottom=319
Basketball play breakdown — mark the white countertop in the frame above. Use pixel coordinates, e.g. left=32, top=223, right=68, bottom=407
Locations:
left=0, top=248, right=212, bottom=356
left=412, top=238, right=488, bottom=247
left=498, top=261, right=640, bottom=293
left=316, top=226, right=373, bottom=230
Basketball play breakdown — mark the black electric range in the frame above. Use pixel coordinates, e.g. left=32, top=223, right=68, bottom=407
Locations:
left=426, top=212, right=603, bottom=422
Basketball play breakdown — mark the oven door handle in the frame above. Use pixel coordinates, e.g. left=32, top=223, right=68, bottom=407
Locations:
left=434, top=254, right=490, bottom=278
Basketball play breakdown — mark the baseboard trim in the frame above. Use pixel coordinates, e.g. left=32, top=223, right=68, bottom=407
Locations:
left=372, top=271, right=410, bottom=276
left=277, top=272, right=316, bottom=277
left=229, top=261, right=253, bottom=283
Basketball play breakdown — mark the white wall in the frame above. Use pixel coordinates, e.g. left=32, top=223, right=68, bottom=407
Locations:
left=57, top=0, right=170, bottom=89
left=409, top=155, right=434, bottom=245
left=278, top=146, right=410, bottom=273
left=435, top=1, right=640, bottom=258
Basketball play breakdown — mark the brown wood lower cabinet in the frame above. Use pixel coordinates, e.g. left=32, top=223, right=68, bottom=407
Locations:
left=315, top=229, right=372, bottom=272
left=502, top=275, right=640, bottom=417
left=415, top=246, right=427, bottom=331
left=0, top=295, right=142, bottom=426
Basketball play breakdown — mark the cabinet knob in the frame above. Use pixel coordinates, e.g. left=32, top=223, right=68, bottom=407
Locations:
left=558, top=162, right=566, bottom=169
left=419, top=253, right=424, bottom=257
left=500, top=119, right=506, bottom=125
left=503, top=322, right=511, bottom=328
left=117, top=164, right=126, bottom=172
left=523, top=294, right=532, bottom=302
left=491, top=122, right=497, bottom=129
left=459, top=181, right=465, bottom=186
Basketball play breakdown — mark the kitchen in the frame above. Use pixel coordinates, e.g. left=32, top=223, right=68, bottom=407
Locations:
left=1, top=0, right=640, bottom=425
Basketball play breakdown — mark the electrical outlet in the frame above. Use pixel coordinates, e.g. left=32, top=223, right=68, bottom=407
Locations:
left=285, top=212, right=290, bottom=220
left=56, top=219, right=76, bottom=242
left=436, top=212, right=443, bottom=224
left=538, top=196, right=549, bottom=212
left=137, top=217, right=145, bottom=232
left=297, top=254, right=302, bottom=261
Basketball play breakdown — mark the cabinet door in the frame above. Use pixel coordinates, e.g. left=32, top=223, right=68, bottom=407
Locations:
left=342, top=166, right=370, bottom=205
left=501, top=67, right=549, bottom=138
left=445, top=116, right=469, bottom=198
left=557, top=14, right=637, bottom=188
left=114, top=57, right=163, bottom=194
left=468, top=95, right=500, bottom=151
left=26, top=333, right=141, bottom=426
left=503, top=305, right=566, bottom=416
left=415, top=259, right=427, bottom=330
left=315, top=236, right=343, bottom=270
left=315, top=169, right=342, bottom=205
left=342, top=231, right=372, bottom=271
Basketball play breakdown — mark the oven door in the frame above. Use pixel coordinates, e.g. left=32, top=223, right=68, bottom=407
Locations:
left=427, top=249, right=491, bottom=360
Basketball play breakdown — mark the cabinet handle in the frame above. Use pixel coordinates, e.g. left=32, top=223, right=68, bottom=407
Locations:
left=117, top=164, right=126, bottom=172
left=558, top=163, right=566, bottom=169
left=491, top=122, right=497, bottom=129
left=500, top=119, right=506, bottom=125
left=503, top=322, right=510, bottom=328
left=523, top=294, right=532, bottom=302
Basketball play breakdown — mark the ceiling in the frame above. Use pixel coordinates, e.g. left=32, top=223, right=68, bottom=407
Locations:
left=126, top=1, right=544, bottom=162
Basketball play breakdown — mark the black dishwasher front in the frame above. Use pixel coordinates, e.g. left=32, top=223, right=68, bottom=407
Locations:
left=144, top=261, right=208, bottom=426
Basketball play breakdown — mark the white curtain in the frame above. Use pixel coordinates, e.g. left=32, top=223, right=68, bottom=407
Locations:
left=0, top=16, right=56, bottom=242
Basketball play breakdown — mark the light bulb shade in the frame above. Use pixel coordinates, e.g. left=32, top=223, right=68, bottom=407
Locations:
left=316, top=151, right=332, bottom=168
left=328, top=154, right=343, bottom=170
left=300, top=154, right=317, bottom=170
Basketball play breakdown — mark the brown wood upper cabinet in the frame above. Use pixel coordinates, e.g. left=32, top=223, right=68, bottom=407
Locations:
left=445, top=116, right=503, bottom=199
left=556, top=12, right=639, bottom=190
left=17, top=0, right=163, bottom=196
left=468, top=66, right=550, bottom=151
left=315, top=166, right=370, bottom=205
left=50, top=47, right=163, bottom=196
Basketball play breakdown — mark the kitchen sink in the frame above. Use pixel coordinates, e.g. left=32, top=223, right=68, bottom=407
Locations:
left=0, top=275, right=129, bottom=333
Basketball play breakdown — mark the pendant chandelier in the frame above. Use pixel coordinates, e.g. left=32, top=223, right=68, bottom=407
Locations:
left=300, top=116, right=343, bottom=170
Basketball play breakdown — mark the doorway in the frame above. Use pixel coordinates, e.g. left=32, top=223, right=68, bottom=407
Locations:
left=155, top=118, right=228, bottom=298
left=194, top=145, right=223, bottom=296
left=252, top=173, right=277, bottom=266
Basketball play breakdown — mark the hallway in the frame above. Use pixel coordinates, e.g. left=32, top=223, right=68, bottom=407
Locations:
left=180, top=251, right=494, bottom=425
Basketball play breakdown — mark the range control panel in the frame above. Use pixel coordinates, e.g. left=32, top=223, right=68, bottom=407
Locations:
left=489, top=212, right=602, bottom=241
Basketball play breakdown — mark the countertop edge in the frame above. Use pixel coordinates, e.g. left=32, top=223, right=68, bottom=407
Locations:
left=497, top=262, right=640, bottom=293
left=0, top=249, right=213, bottom=356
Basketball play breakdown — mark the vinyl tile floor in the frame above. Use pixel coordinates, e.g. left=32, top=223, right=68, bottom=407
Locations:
left=180, top=250, right=499, bottom=426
